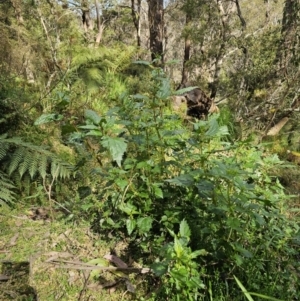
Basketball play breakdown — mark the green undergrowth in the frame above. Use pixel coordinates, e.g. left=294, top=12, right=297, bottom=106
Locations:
left=1, top=63, right=300, bottom=300
left=65, top=66, right=300, bottom=300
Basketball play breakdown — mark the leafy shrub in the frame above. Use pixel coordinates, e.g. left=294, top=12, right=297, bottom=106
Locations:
left=74, top=64, right=299, bottom=300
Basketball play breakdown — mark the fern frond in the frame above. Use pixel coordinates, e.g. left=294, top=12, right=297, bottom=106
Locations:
left=0, top=171, right=16, bottom=205
left=69, top=45, right=136, bottom=81
left=0, top=135, right=10, bottom=160
left=29, top=154, right=38, bottom=178
left=1, top=136, right=73, bottom=181
left=18, top=151, right=33, bottom=178
left=0, top=135, right=74, bottom=205
left=8, top=146, right=24, bottom=175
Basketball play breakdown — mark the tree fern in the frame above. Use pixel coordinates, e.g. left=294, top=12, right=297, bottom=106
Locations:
left=0, top=135, right=73, bottom=205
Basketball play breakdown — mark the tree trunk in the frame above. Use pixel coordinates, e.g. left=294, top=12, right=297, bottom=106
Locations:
left=276, top=0, right=299, bottom=73
left=95, top=0, right=104, bottom=45
left=147, top=0, right=164, bottom=66
left=131, top=0, right=142, bottom=47
left=82, top=0, right=93, bottom=32
left=180, top=14, right=191, bottom=87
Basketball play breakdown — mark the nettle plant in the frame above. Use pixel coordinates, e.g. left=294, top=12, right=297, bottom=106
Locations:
left=76, top=64, right=299, bottom=300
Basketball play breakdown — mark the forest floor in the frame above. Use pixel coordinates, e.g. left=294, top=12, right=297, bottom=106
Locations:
left=0, top=205, right=138, bottom=301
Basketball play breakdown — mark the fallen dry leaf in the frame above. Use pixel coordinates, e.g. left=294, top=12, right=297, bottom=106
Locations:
left=9, top=233, right=19, bottom=246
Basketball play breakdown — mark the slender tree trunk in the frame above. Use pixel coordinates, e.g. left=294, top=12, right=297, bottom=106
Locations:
left=82, top=0, right=93, bottom=32
left=147, top=0, right=164, bottom=66
left=95, top=0, right=104, bottom=45
left=276, top=0, right=299, bottom=73
left=180, top=14, right=191, bottom=87
left=131, top=0, right=142, bottom=47
left=235, top=0, right=246, bottom=28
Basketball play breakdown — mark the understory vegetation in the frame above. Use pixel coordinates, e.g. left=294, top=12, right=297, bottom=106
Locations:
left=0, top=0, right=300, bottom=300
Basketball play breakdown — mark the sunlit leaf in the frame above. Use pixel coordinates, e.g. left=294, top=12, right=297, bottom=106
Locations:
left=137, top=217, right=153, bottom=234
left=34, top=113, right=63, bottom=125
left=126, top=218, right=136, bottom=235
left=174, top=237, right=184, bottom=257
left=153, top=184, right=163, bottom=198
left=87, top=258, right=109, bottom=267
left=101, top=136, right=127, bottom=167
left=234, top=275, right=254, bottom=301
left=179, top=219, right=191, bottom=239
left=174, top=86, right=198, bottom=95
left=190, top=249, right=208, bottom=259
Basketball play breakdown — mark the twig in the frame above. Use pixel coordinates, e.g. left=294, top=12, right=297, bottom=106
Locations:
left=77, top=272, right=90, bottom=301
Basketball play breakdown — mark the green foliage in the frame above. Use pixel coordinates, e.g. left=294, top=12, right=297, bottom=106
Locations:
left=151, top=220, right=206, bottom=300
left=67, top=45, right=137, bottom=97
left=0, top=135, right=73, bottom=205
left=73, top=64, right=299, bottom=300
left=0, top=171, right=16, bottom=206
left=1, top=0, right=299, bottom=298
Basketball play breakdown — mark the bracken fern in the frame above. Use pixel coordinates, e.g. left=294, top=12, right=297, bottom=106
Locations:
left=0, top=134, right=73, bottom=205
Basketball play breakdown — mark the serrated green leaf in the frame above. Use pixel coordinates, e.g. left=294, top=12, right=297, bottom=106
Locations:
left=126, top=218, right=136, bottom=235
left=226, top=217, right=241, bottom=230
left=119, top=202, right=138, bottom=215
left=84, top=109, right=101, bottom=124
left=170, top=267, right=188, bottom=281
left=115, top=179, right=128, bottom=190
left=205, top=118, right=219, bottom=136
left=174, top=236, right=184, bottom=257
left=137, top=217, right=153, bottom=234
left=156, top=78, right=171, bottom=99
left=101, top=136, right=127, bottom=167
left=179, top=219, right=191, bottom=239
left=153, top=184, right=163, bottom=198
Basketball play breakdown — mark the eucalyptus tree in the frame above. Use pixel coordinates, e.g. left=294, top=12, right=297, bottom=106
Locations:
left=147, top=0, right=164, bottom=65
left=277, top=0, right=300, bottom=73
